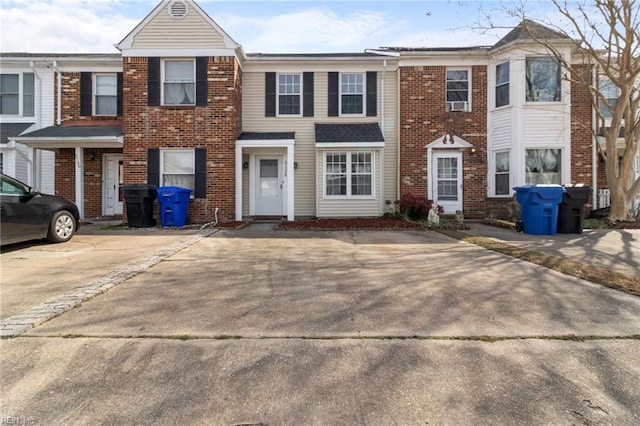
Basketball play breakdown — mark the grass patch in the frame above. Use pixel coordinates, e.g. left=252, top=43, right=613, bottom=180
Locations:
left=435, top=229, right=640, bottom=297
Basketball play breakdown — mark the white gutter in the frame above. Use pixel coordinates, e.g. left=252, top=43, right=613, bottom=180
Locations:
left=29, top=61, right=42, bottom=128
left=53, top=61, right=61, bottom=126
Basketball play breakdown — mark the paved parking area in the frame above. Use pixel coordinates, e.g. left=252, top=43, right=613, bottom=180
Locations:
left=1, top=225, right=639, bottom=424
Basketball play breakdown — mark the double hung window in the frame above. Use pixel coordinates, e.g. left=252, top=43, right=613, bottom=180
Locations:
left=0, top=73, right=34, bottom=116
left=94, top=74, right=118, bottom=116
left=446, top=69, right=469, bottom=111
left=278, top=74, right=301, bottom=115
left=526, top=57, right=561, bottom=102
left=163, top=60, right=195, bottom=105
left=525, top=149, right=561, bottom=184
left=161, top=149, right=195, bottom=191
left=494, top=151, right=510, bottom=196
left=495, top=62, right=510, bottom=107
left=340, top=73, right=364, bottom=115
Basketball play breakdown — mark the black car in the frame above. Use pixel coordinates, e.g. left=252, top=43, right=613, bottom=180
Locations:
left=1, top=173, right=80, bottom=246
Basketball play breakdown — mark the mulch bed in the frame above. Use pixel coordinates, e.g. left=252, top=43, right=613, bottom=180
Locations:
left=275, top=217, right=425, bottom=231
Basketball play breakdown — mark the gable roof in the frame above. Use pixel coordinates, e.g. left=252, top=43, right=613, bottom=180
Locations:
left=492, top=19, right=573, bottom=50
left=116, top=0, right=240, bottom=54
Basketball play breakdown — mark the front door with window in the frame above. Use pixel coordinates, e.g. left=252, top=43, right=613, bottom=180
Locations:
left=103, top=154, right=123, bottom=216
left=255, top=156, right=283, bottom=216
left=432, top=151, right=462, bottom=214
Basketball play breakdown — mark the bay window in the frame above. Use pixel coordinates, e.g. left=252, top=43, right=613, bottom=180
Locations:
left=495, top=62, right=510, bottom=107
left=325, top=151, right=373, bottom=197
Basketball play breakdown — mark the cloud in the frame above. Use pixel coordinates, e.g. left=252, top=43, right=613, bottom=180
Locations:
left=1, top=0, right=141, bottom=53
left=217, top=7, right=397, bottom=53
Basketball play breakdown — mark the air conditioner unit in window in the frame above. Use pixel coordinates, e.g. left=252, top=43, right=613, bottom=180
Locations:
left=447, top=101, right=469, bottom=112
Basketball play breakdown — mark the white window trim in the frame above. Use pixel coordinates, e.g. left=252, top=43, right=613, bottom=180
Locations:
left=159, top=148, right=196, bottom=197
left=276, top=73, right=302, bottom=117
left=0, top=73, right=29, bottom=117
left=492, top=149, right=511, bottom=197
left=161, top=58, right=196, bottom=106
left=339, top=72, right=365, bottom=117
left=495, top=62, right=510, bottom=109
left=525, top=56, right=562, bottom=103
left=445, top=67, right=472, bottom=112
left=93, top=73, right=118, bottom=116
left=323, top=150, right=376, bottom=199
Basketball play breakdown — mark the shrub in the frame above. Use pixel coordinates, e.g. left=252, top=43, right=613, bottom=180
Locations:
left=395, top=195, right=440, bottom=220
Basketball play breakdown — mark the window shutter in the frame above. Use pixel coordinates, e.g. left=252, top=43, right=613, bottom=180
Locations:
left=147, top=57, right=160, bottom=106
left=194, top=148, right=207, bottom=198
left=366, top=71, right=377, bottom=117
left=265, top=72, right=276, bottom=117
left=80, top=72, right=92, bottom=116
left=117, top=72, right=123, bottom=116
left=147, top=148, right=160, bottom=187
left=303, top=72, right=314, bottom=117
left=196, top=57, right=208, bottom=106
left=328, top=72, right=339, bottom=117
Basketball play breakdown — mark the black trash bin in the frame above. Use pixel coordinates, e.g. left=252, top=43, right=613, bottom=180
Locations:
left=557, top=185, right=591, bottom=234
left=123, top=184, right=157, bottom=227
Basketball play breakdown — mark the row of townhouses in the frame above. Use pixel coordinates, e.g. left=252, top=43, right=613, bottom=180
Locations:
left=1, top=0, right=636, bottom=224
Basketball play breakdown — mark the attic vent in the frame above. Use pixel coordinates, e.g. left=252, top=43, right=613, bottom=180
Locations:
left=169, top=1, right=188, bottom=19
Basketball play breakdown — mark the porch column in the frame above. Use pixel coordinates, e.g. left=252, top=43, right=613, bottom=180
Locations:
left=286, top=144, right=294, bottom=221
left=235, top=144, right=243, bottom=221
left=75, top=147, right=84, bottom=219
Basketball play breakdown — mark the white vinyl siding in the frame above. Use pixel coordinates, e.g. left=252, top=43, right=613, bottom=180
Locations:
left=242, top=67, right=397, bottom=218
left=131, top=4, right=227, bottom=49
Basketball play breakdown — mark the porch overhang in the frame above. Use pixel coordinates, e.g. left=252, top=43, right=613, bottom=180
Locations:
left=315, top=123, right=385, bottom=148
left=235, top=132, right=295, bottom=222
left=13, top=125, right=124, bottom=149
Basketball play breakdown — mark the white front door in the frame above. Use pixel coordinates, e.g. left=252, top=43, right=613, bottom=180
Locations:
left=103, top=154, right=123, bottom=216
left=433, top=151, right=463, bottom=214
left=255, top=156, right=283, bottom=216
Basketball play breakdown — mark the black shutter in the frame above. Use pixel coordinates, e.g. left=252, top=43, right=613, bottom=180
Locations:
left=328, top=72, right=339, bottom=117
left=265, top=72, right=276, bottom=117
left=196, top=57, right=208, bottom=106
left=194, top=148, right=207, bottom=198
left=147, top=57, right=160, bottom=106
left=366, top=71, right=377, bottom=117
left=303, top=72, right=314, bottom=117
left=147, top=148, right=160, bottom=187
left=117, top=72, right=123, bottom=116
left=80, top=72, right=92, bottom=116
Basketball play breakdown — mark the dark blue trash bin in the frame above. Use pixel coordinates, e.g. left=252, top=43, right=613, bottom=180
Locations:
left=513, top=184, right=564, bottom=235
left=157, top=186, right=192, bottom=227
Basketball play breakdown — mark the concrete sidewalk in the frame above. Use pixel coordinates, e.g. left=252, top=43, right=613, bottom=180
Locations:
left=2, top=226, right=639, bottom=424
left=460, top=223, right=640, bottom=278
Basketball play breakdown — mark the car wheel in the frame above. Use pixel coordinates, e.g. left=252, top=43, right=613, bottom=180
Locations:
left=47, top=210, right=76, bottom=243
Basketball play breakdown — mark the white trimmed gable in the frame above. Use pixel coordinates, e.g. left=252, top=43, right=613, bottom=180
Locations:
left=116, top=0, right=242, bottom=58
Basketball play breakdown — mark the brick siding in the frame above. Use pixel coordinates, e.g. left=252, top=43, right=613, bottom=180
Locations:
left=122, top=56, right=242, bottom=224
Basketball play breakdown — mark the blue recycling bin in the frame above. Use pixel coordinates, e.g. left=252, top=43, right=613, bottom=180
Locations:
left=514, top=184, right=564, bottom=235
left=157, top=186, right=192, bottom=227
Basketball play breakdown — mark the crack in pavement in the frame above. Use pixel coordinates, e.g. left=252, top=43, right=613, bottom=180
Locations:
left=16, top=334, right=640, bottom=342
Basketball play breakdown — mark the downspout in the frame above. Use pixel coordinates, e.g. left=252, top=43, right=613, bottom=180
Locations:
left=591, top=65, right=598, bottom=208
left=53, top=61, right=62, bottom=126
left=29, top=60, right=42, bottom=185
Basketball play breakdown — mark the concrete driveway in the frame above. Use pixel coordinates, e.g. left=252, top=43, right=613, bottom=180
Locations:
left=1, top=225, right=639, bottom=425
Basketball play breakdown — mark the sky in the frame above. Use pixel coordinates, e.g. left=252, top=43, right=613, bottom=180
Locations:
left=0, top=0, right=568, bottom=54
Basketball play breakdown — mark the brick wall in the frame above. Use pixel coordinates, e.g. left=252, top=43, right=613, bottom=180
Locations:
left=570, top=64, right=595, bottom=209
left=55, top=72, right=121, bottom=123
left=122, top=56, right=242, bottom=224
left=399, top=65, right=488, bottom=219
